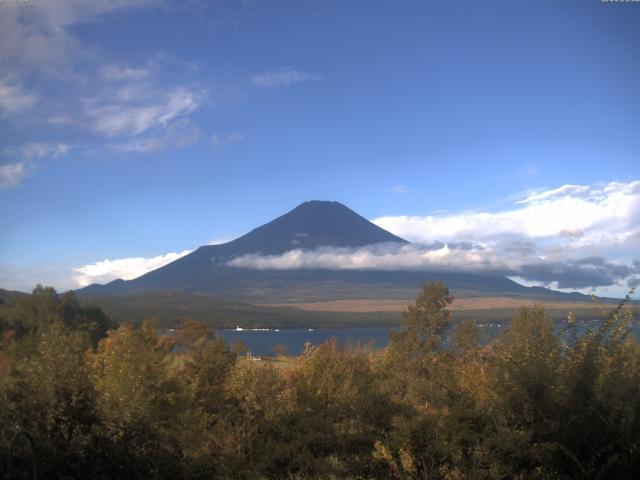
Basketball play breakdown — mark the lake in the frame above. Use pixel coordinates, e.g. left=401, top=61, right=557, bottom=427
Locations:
left=217, top=321, right=640, bottom=356
left=217, top=327, right=391, bottom=356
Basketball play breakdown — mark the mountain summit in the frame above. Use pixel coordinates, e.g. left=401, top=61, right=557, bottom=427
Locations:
left=216, top=200, right=406, bottom=255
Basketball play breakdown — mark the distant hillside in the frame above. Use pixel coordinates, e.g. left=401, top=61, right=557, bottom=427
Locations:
left=79, top=290, right=632, bottom=330
left=77, top=200, right=595, bottom=303
left=3, top=286, right=629, bottom=331
left=0, top=288, right=29, bottom=303
left=78, top=291, right=402, bottom=329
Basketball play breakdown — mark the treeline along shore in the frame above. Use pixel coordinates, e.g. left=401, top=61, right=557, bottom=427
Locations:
left=1, top=283, right=639, bottom=479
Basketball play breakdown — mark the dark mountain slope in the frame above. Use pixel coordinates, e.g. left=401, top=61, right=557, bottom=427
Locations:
left=79, top=200, right=407, bottom=296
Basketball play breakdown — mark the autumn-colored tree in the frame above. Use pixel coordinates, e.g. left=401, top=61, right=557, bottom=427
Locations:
left=174, top=320, right=236, bottom=477
left=90, top=321, right=184, bottom=478
left=0, top=323, right=98, bottom=478
left=218, top=360, right=293, bottom=478
left=290, top=340, right=394, bottom=477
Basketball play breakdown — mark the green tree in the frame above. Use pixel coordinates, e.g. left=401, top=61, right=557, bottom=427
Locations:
left=0, top=286, right=111, bottom=346
left=391, top=281, right=454, bottom=356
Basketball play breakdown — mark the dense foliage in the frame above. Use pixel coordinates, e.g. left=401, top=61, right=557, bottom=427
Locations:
left=1, top=284, right=639, bottom=479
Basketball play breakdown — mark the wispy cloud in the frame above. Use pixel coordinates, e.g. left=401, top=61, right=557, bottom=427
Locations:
left=211, top=131, right=246, bottom=151
left=515, top=184, right=592, bottom=204
left=0, top=0, right=207, bottom=183
left=101, top=64, right=153, bottom=81
left=0, top=143, right=71, bottom=190
left=251, top=67, right=323, bottom=88
left=86, top=88, right=202, bottom=137
left=0, top=162, right=30, bottom=190
left=0, top=0, right=158, bottom=72
left=4, top=143, right=70, bottom=159
left=73, top=249, right=193, bottom=287
left=110, top=119, right=201, bottom=154
left=387, top=185, right=410, bottom=194
left=520, top=163, right=538, bottom=177
left=0, top=77, right=38, bottom=114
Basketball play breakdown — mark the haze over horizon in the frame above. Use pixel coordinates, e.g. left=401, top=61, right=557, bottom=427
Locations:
left=1, top=1, right=639, bottom=298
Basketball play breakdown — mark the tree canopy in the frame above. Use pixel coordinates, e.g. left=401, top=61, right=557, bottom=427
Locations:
left=1, top=284, right=639, bottom=479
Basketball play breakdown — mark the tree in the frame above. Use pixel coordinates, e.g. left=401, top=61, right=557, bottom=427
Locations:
left=90, top=321, right=184, bottom=478
left=382, top=281, right=454, bottom=404
left=219, top=360, right=292, bottom=478
left=0, top=286, right=111, bottom=345
left=0, top=323, right=98, bottom=478
left=393, top=281, right=454, bottom=354
left=289, top=340, right=394, bottom=477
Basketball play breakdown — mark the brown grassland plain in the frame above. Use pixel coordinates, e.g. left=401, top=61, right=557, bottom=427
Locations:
left=260, top=297, right=625, bottom=313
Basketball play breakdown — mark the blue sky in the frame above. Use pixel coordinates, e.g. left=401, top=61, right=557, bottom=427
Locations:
left=0, top=0, right=639, bottom=296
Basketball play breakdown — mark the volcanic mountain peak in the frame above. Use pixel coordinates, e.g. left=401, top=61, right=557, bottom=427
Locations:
left=77, top=200, right=409, bottom=295
left=203, top=200, right=407, bottom=256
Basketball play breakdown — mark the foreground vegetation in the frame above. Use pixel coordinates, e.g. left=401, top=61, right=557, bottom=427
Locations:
left=1, top=284, right=639, bottom=479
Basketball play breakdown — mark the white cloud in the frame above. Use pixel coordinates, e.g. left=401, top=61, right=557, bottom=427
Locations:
left=227, top=242, right=640, bottom=294
left=372, top=181, right=640, bottom=248
left=228, top=243, right=504, bottom=272
left=0, top=0, right=205, bottom=169
left=0, top=0, right=157, bottom=71
left=0, top=77, right=38, bottom=114
left=0, top=162, right=30, bottom=189
left=251, top=67, right=323, bottom=88
left=87, top=88, right=202, bottom=137
left=228, top=180, right=640, bottom=293
left=111, top=119, right=201, bottom=153
left=515, top=184, right=591, bottom=204
left=73, top=249, right=193, bottom=287
left=0, top=143, right=71, bottom=190
left=6, top=142, right=70, bottom=159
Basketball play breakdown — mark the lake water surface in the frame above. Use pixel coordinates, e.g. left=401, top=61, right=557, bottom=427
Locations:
left=217, top=321, right=640, bottom=356
left=218, top=327, right=391, bottom=356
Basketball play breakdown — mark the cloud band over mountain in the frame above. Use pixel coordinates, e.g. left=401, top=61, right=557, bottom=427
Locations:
left=226, top=244, right=640, bottom=291
left=227, top=181, right=640, bottom=295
